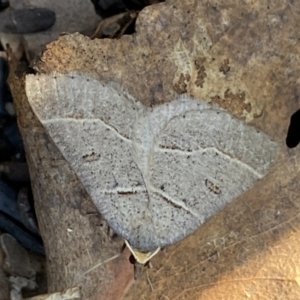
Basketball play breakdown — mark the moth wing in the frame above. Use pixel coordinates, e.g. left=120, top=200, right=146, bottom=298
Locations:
left=132, top=97, right=279, bottom=249
left=25, top=72, right=151, bottom=244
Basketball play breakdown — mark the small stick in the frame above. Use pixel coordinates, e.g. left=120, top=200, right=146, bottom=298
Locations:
left=82, top=254, right=120, bottom=276
left=146, top=270, right=154, bottom=292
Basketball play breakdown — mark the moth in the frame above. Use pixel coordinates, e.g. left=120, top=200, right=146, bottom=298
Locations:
left=25, top=72, right=279, bottom=276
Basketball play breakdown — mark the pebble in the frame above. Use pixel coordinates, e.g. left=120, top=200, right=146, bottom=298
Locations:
left=0, top=8, right=56, bottom=34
